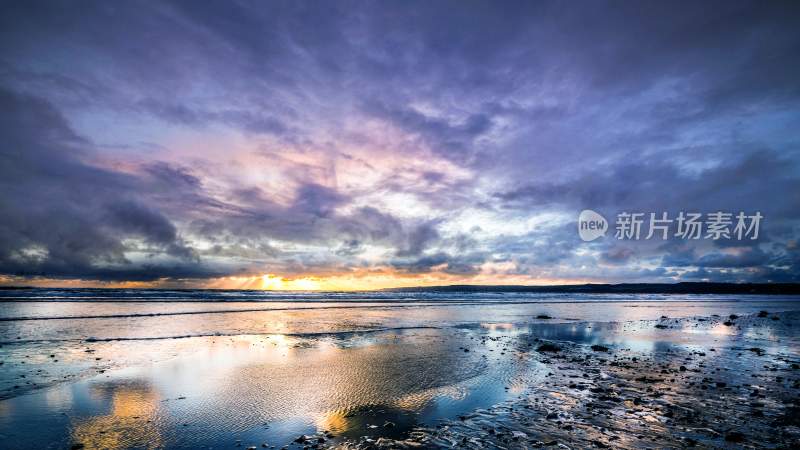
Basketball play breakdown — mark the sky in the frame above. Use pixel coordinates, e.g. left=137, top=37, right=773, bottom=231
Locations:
left=1, top=0, right=799, bottom=290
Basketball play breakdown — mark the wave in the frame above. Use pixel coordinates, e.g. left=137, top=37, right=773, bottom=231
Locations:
left=0, top=298, right=770, bottom=322
left=0, top=326, right=441, bottom=346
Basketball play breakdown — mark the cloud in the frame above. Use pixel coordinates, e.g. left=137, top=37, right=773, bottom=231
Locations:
left=0, top=1, right=799, bottom=285
left=0, top=88, right=207, bottom=280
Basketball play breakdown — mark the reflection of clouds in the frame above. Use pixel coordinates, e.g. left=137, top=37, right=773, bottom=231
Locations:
left=71, top=380, right=162, bottom=450
left=168, top=330, right=482, bottom=435
left=44, top=385, right=74, bottom=410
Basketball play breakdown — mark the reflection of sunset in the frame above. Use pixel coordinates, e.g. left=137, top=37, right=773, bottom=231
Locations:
left=315, top=410, right=349, bottom=434
left=71, top=383, right=162, bottom=450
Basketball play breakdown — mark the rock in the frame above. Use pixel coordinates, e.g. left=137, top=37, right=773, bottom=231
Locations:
left=724, top=431, right=746, bottom=443
left=537, top=343, right=561, bottom=353
left=655, top=324, right=668, bottom=329
left=590, top=345, right=609, bottom=352
left=511, top=431, right=528, bottom=440
left=729, top=314, right=739, bottom=320
left=758, top=310, right=769, bottom=317
left=723, top=321, right=734, bottom=326
left=536, top=314, right=552, bottom=319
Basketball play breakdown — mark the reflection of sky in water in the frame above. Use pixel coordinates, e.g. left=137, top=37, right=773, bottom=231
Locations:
left=0, top=328, right=548, bottom=448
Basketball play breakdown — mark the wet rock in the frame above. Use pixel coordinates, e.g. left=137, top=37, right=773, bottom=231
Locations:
left=758, top=310, right=769, bottom=317
left=724, top=431, right=746, bottom=443
left=536, top=315, right=552, bottom=319
left=590, top=345, right=609, bottom=352
left=723, top=321, right=734, bottom=326
left=729, top=314, right=739, bottom=320
left=537, top=343, right=561, bottom=353
left=654, top=324, right=668, bottom=329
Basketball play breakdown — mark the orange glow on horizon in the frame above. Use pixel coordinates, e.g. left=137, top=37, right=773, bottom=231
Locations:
left=0, top=270, right=590, bottom=291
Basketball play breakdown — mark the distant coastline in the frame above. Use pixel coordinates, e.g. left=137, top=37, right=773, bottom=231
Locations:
left=387, top=282, right=800, bottom=295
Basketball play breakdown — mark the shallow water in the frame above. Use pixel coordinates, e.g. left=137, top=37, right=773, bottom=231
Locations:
left=0, top=289, right=799, bottom=449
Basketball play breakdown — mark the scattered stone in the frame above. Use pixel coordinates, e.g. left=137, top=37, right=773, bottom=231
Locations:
left=537, top=343, right=561, bottom=353
left=724, top=431, right=746, bottom=443
left=512, top=431, right=527, bottom=440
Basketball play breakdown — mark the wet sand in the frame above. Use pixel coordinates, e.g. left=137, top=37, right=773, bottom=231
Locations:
left=0, top=295, right=799, bottom=449
left=342, top=312, right=800, bottom=449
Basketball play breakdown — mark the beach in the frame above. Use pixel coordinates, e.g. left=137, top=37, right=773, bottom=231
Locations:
left=0, top=290, right=799, bottom=449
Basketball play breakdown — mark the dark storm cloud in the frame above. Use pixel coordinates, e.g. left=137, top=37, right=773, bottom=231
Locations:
left=0, top=88, right=203, bottom=280
left=1, top=0, right=799, bottom=283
